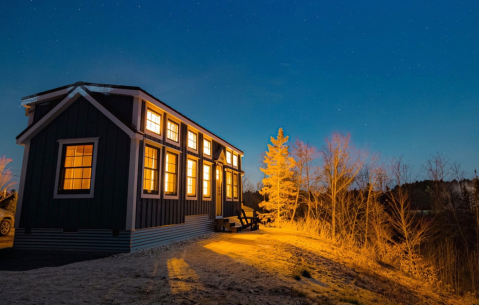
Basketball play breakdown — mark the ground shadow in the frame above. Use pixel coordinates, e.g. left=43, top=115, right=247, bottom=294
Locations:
left=0, top=248, right=115, bottom=271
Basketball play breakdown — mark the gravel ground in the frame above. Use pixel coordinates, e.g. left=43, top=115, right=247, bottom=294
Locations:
left=0, top=228, right=472, bottom=305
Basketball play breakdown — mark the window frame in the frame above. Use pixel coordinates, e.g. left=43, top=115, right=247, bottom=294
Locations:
left=145, top=108, right=162, bottom=136
left=233, top=172, right=239, bottom=199
left=186, top=156, right=198, bottom=199
left=226, top=150, right=232, bottom=165
left=141, top=140, right=162, bottom=199
left=166, top=119, right=180, bottom=144
left=233, top=153, right=238, bottom=168
left=202, top=161, right=213, bottom=201
left=164, top=149, right=180, bottom=199
left=187, top=129, right=198, bottom=151
left=203, top=138, right=212, bottom=157
left=54, top=138, right=99, bottom=199
left=225, top=170, right=232, bottom=200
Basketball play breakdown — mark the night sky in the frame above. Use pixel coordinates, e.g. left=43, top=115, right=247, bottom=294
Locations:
left=1, top=1, right=478, bottom=185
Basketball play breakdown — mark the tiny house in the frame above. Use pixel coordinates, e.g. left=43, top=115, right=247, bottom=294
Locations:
left=14, top=82, right=244, bottom=252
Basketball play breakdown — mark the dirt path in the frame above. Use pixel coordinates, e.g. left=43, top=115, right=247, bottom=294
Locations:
left=0, top=228, right=470, bottom=304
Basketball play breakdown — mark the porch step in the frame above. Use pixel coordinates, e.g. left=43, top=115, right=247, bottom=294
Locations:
left=215, top=218, right=242, bottom=233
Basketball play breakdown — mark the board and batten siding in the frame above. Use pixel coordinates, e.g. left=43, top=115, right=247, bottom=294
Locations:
left=20, top=96, right=131, bottom=230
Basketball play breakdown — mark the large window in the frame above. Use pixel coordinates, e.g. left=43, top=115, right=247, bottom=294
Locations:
left=233, top=154, right=238, bottom=167
left=143, top=145, right=159, bottom=195
left=226, top=171, right=232, bottom=199
left=59, top=144, right=93, bottom=193
left=167, top=120, right=179, bottom=142
left=233, top=173, right=238, bottom=199
left=165, top=152, right=178, bottom=195
left=187, top=159, right=197, bottom=197
left=204, top=139, right=211, bottom=156
left=188, top=131, right=197, bottom=150
left=146, top=109, right=161, bottom=135
left=203, top=164, right=211, bottom=198
left=226, top=150, right=232, bottom=165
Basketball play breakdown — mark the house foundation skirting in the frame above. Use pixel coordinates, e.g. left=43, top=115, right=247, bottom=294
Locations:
left=13, top=215, right=214, bottom=252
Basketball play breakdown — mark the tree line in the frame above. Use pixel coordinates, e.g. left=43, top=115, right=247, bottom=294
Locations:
left=244, top=128, right=479, bottom=297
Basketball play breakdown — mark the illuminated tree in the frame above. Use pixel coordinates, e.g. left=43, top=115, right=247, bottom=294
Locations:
left=0, top=157, right=15, bottom=202
left=320, top=132, right=363, bottom=240
left=259, top=128, right=296, bottom=224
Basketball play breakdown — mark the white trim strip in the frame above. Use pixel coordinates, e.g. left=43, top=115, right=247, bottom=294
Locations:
left=14, top=142, right=30, bottom=229
left=126, top=138, right=140, bottom=230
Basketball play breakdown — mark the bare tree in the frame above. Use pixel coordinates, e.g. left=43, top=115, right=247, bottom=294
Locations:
left=320, top=132, right=364, bottom=240
left=0, top=157, right=15, bottom=202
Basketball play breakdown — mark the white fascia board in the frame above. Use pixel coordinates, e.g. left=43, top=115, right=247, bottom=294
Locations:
left=17, top=87, right=141, bottom=145
left=85, top=85, right=141, bottom=97
left=21, top=87, right=74, bottom=106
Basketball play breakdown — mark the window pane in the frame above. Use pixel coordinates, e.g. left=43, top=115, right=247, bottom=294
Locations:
left=73, top=179, right=82, bottom=189
left=66, top=146, right=75, bottom=156
left=73, top=156, right=82, bottom=167
left=82, top=179, right=91, bottom=189
left=146, top=109, right=161, bottom=134
left=83, top=156, right=92, bottom=167
left=84, top=145, right=93, bottom=155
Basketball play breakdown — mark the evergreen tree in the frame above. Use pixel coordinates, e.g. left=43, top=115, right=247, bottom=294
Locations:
left=259, top=128, right=296, bottom=223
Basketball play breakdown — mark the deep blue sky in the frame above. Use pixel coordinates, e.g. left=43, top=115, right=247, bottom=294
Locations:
left=1, top=1, right=478, bottom=185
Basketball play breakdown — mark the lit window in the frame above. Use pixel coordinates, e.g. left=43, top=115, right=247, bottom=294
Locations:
left=143, top=146, right=159, bottom=194
left=167, top=120, right=179, bottom=142
left=233, top=173, right=238, bottom=199
left=204, top=139, right=211, bottom=156
left=226, top=171, right=232, bottom=199
left=165, top=152, right=177, bottom=195
left=146, top=109, right=161, bottom=134
left=233, top=154, right=238, bottom=167
left=216, top=169, right=219, bottom=180
left=60, top=144, right=93, bottom=193
left=187, top=159, right=197, bottom=197
left=188, top=131, right=197, bottom=150
left=226, top=151, right=232, bottom=164
left=203, top=164, right=211, bottom=198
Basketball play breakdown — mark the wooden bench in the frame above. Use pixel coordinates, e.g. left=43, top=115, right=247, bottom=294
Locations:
left=235, top=209, right=260, bottom=231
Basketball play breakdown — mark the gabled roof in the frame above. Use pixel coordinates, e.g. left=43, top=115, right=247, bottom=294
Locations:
left=20, top=81, right=244, bottom=154
left=16, top=85, right=142, bottom=144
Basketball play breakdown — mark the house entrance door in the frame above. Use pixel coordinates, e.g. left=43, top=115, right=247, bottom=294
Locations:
left=215, top=165, right=223, bottom=217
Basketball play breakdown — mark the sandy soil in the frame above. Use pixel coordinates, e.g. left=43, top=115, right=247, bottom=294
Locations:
left=0, top=228, right=473, bottom=305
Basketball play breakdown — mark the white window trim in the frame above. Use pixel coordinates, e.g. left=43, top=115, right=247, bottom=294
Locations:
left=164, top=147, right=181, bottom=200
left=203, top=138, right=212, bottom=158
left=53, top=137, right=99, bottom=199
left=187, top=129, right=198, bottom=153
left=165, top=117, right=181, bottom=147
left=226, top=150, right=232, bottom=165
left=233, top=153, right=238, bottom=168
left=233, top=172, right=239, bottom=200
left=141, top=140, right=163, bottom=199
left=202, top=160, right=213, bottom=201
left=225, top=169, right=233, bottom=201
left=144, top=106, right=163, bottom=139
left=186, top=155, right=198, bottom=200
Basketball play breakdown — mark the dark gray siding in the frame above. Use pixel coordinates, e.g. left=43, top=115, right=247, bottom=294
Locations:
left=20, top=96, right=131, bottom=230
left=32, top=96, right=66, bottom=124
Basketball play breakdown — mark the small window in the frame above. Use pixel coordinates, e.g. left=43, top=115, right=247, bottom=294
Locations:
left=233, top=173, right=238, bottom=199
left=203, top=164, right=211, bottom=198
left=146, top=109, right=161, bottom=135
left=143, top=145, right=159, bottom=195
left=59, top=144, right=94, bottom=194
left=167, top=120, right=179, bottom=142
left=188, top=131, right=197, bottom=150
left=226, top=151, right=232, bottom=165
left=226, top=171, right=232, bottom=199
left=165, top=152, right=178, bottom=195
left=233, top=154, right=238, bottom=167
left=204, top=139, right=211, bottom=156
left=187, top=159, right=197, bottom=197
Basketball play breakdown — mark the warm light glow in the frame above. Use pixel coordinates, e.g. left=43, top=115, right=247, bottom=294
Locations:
left=203, top=139, right=211, bottom=156
left=226, top=150, right=232, bottom=164
left=143, top=145, right=159, bottom=194
left=62, top=144, right=93, bottom=190
left=216, top=169, right=219, bottom=180
left=226, top=171, right=232, bottom=198
left=233, top=154, right=238, bottom=167
left=188, top=131, right=197, bottom=150
left=187, top=159, right=197, bottom=196
left=165, top=152, right=177, bottom=195
left=203, top=164, right=211, bottom=197
left=167, top=120, right=179, bottom=142
left=146, top=109, right=160, bottom=134
left=167, top=258, right=204, bottom=294
left=233, top=173, right=238, bottom=199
